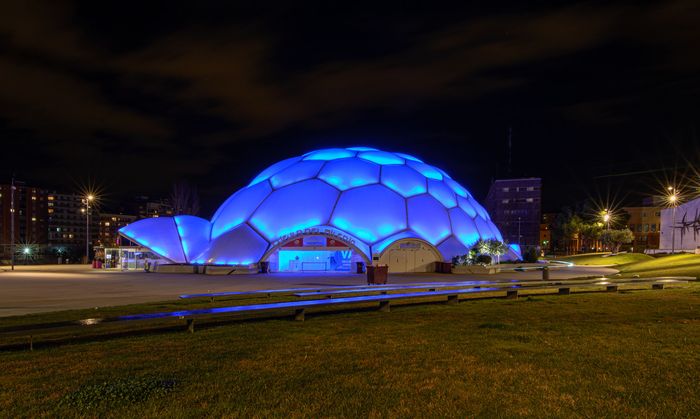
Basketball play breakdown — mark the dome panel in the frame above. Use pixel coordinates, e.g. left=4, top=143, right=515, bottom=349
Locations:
left=437, top=236, right=468, bottom=261
left=428, top=179, right=457, bottom=208
left=457, top=196, right=477, bottom=218
left=269, top=160, right=325, bottom=189
left=407, top=195, right=451, bottom=245
left=174, top=215, right=211, bottom=263
left=303, top=148, right=356, bottom=160
left=347, top=146, right=377, bottom=151
left=318, top=157, right=380, bottom=190
left=119, top=217, right=186, bottom=263
left=204, top=223, right=268, bottom=265
left=471, top=198, right=490, bottom=220
left=396, top=152, right=423, bottom=162
left=444, top=177, right=470, bottom=198
left=211, top=180, right=272, bottom=239
left=488, top=220, right=504, bottom=241
left=381, top=165, right=427, bottom=197
left=407, top=161, right=442, bottom=180
left=249, top=156, right=300, bottom=186
left=331, top=184, right=406, bottom=243
left=474, top=216, right=498, bottom=240
left=449, top=207, right=480, bottom=247
left=358, top=150, right=405, bottom=165
left=250, top=179, right=339, bottom=241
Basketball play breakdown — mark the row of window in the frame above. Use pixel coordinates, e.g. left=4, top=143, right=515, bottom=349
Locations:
left=501, top=198, right=537, bottom=204
left=629, top=224, right=657, bottom=233
left=501, top=186, right=539, bottom=192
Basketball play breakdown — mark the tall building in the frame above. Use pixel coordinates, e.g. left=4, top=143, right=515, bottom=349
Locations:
left=484, top=178, right=542, bottom=248
left=622, top=205, right=661, bottom=252
left=47, top=192, right=99, bottom=256
left=98, top=213, right=137, bottom=247
left=134, top=196, right=174, bottom=219
left=0, top=181, right=49, bottom=259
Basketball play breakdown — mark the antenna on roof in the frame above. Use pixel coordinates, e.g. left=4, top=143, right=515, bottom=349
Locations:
left=507, top=127, right=512, bottom=176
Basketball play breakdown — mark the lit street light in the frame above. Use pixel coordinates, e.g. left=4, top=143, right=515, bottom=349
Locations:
left=668, top=187, right=679, bottom=254
left=82, top=194, right=95, bottom=264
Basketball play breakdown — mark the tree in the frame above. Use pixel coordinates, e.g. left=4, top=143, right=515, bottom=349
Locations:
left=486, top=239, right=509, bottom=265
left=170, top=181, right=200, bottom=216
left=600, top=229, right=635, bottom=253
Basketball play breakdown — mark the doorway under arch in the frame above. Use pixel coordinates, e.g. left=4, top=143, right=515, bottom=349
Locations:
left=375, top=238, right=443, bottom=273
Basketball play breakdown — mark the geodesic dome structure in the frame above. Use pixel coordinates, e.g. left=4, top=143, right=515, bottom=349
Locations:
left=119, top=147, right=519, bottom=266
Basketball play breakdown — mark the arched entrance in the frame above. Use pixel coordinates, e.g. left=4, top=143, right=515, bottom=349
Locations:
left=375, top=238, right=443, bottom=273
left=261, top=227, right=371, bottom=272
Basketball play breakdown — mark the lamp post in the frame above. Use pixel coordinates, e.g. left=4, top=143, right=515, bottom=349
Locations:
left=602, top=210, right=611, bottom=231
left=9, top=176, right=15, bottom=271
left=668, top=187, right=678, bottom=254
left=82, top=194, right=94, bottom=264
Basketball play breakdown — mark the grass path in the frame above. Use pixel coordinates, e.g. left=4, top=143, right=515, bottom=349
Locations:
left=557, top=252, right=653, bottom=266
left=1, top=284, right=699, bottom=417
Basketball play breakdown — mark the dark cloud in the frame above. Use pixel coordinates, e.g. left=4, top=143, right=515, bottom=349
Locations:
left=0, top=0, right=699, bottom=213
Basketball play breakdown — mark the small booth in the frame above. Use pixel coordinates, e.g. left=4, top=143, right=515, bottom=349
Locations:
left=94, top=246, right=168, bottom=270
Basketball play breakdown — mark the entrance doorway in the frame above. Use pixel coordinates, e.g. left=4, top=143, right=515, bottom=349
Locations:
left=377, top=240, right=442, bottom=273
left=266, top=235, right=363, bottom=272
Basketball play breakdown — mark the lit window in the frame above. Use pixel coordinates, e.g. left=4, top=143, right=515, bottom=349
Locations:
left=31, top=217, right=36, bottom=221
left=502, top=187, right=509, bottom=192
left=105, top=222, right=110, bottom=226
left=526, top=187, right=534, bottom=191
left=526, top=198, right=534, bottom=203
left=31, top=196, right=36, bottom=200
left=48, top=196, right=54, bottom=201
left=502, top=199, right=509, bottom=204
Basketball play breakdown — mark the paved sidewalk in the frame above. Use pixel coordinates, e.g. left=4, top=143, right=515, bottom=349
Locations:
left=0, top=264, right=617, bottom=317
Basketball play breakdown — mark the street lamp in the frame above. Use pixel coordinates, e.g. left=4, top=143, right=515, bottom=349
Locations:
left=82, top=194, right=95, bottom=264
left=668, top=187, right=679, bottom=254
left=23, top=246, right=30, bottom=265
left=602, top=210, right=611, bottom=231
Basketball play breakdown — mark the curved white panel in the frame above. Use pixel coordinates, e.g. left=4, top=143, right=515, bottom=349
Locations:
left=449, top=207, right=480, bottom=247
left=303, top=148, right=356, bottom=160
left=444, top=177, right=470, bottom=198
left=174, top=215, right=211, bottom=263
left=428, top=179, right=457, bottom=208
left=474, top=216, right=498, bottom=240
left=250, top=179, right=339, bottom=241
left=457, top=195, right=477, bottom=218
left=205, top=224, right=269, bottom=265
left=119, top=217, right=186, bottom=263
left=319, top=157, right=380, bottom=190
left=270, top=160, right=325, bottom=189
left=248, top=156, right=300, bottom=186
left=381, top=164, right=427, bottom=197
left=407, top=195, right=451, bottom=245
left=437, top=236, right=468, bottom=261
left=211, top=180, right=272, bottom=239
left=358, top=150, right=405, bottom=165
left=332, top=184, right=406, bottom=243
left=407, top=160, right=442, bottom=180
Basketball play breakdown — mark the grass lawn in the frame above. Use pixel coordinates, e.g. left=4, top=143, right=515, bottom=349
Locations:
left=557, top=252, right=653, bottom=266
left=1, top=284, right=699, bottom=417
left=618, top=253, right=700, bottom=278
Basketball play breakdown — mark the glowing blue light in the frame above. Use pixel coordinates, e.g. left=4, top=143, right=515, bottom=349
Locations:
left=381, top=165, right=427, bottom=197
left=407, top=195, right=451, bottom=245
left=457, top=196, right=477, bottom=218
left=119, top=217, right=186, bottom=263
left=358, top=151, right=404, bottom=165
left=211, top=181, right=272, bottom=239
left=318, top=158, right=380, bottom=190
left=249, top=156, right=300, bottom=186
left=407, top=161, right=442, bottom=180
left=395, top=152, right=423, bottom=162
left=204, top=224, right=268, bottom=265
left=174, top=215, right=211, bottom=263
left=332, top=184, right=406, bottom=244
left=303, top=148, right=356, bottom=160
left=471, top=199, right=490, bottom=220
left=449, top=208, right=480, bottom=247
left=428, top=179, right=457, bottom=208
left=444, top=177, right=470, bottom=198
left=250, top=179, right=338, bottom=241
left=474, top=217, right=497, bottom=240
left=346, top=146, right=377, bottom=151
left=270, top=160, right=325, bottom=189
left=437, top=236, right=468, bottom=261
left=372, top=231, right=420, bottom=254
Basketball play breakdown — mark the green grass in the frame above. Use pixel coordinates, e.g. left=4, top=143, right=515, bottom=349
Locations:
left=558, top=252, right=653, bottom=266
left=2, top=284, right=699, bottom=417
left=618, top=253, right=700, bottom=278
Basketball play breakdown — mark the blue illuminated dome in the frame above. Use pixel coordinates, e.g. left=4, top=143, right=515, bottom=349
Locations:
left=119, top=147, right=519, bottom=269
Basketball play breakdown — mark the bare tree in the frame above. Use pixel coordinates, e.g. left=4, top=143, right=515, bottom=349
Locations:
left=170, top=181, right=200, bottom=216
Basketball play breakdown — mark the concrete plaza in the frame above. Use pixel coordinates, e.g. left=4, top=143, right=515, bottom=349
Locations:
left=0, top=264, right=617, bottom=317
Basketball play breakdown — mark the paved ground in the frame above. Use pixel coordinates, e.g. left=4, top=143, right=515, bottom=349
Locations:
left=0, top=264, right=618, bottom=317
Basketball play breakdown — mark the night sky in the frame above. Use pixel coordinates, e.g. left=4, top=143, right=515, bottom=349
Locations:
left=2, top=1, right=699, bottom=216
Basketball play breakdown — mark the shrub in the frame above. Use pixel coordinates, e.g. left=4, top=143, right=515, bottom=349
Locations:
left=523, top=246, right=539, bottom=263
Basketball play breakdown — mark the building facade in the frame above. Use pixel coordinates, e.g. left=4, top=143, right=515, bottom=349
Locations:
left=484, top=178, right=542, bottom=248
left=622, top=206, right=661, bottom=252
left=0, top=182, right=49, bottom=259
left=47, top=192, right=99, bottom=258
left=98, top=213, right=138, bottom=247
